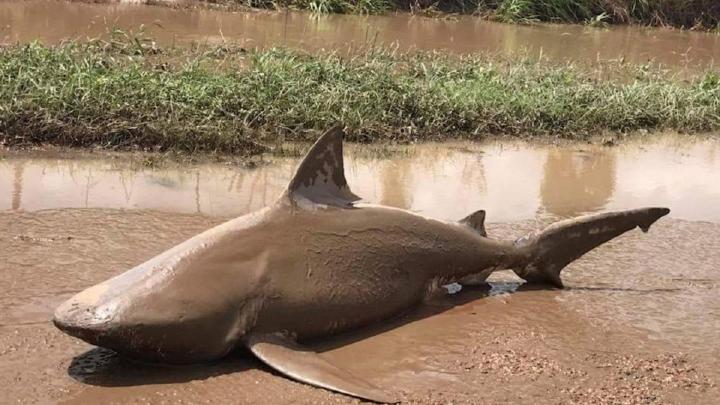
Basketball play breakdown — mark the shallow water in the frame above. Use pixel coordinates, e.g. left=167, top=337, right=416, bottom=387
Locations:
left=1, top=137, right=719, bottom=403
left=3, top=136, right=719, bottom=221
left=2, top=0, right=720, bottom=71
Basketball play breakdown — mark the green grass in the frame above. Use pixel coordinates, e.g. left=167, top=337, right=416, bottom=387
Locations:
left=1, top=35, right=719, bottom=155
left=236, top=0, right=391, bottom=14
left=494, top=0, right=595, bottom=23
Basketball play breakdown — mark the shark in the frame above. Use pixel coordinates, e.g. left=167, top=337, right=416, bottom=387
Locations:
left=54, top=126, right=670, bottom=403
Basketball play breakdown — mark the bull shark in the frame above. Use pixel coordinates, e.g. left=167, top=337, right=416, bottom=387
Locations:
left=54, top=126, right=670, bottom=403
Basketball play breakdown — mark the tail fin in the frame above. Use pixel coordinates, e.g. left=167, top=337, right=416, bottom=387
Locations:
left=512, top=207, right=670, bottom=288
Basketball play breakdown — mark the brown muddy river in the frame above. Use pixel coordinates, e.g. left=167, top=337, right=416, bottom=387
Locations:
left=1, top=136, right=719, bottom=403
left=2, top=0, right=720, bottom=72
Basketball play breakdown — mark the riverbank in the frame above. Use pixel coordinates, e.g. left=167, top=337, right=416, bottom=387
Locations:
left=1, top=34, right=719, bottom=154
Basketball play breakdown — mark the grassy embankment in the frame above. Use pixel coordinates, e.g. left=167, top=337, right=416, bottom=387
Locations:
left=225, top=0, right=720, bottom=29
left=1, top=34, right=719, bottom=155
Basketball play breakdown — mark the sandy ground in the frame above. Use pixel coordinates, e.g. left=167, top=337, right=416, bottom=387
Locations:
left=1, top=207, right=718, bottom=404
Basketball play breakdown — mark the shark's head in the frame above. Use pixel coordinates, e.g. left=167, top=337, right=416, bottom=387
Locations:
left=53, top=220, right=269, bottom=364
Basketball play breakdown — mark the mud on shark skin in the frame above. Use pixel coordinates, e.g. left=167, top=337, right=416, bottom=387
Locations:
left=54, top=126, right=670, bottom=403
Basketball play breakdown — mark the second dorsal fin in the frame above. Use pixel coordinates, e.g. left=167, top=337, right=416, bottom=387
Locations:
left=460, top=210, right=487, bottom=237
left=286, top=126, right=360, bottom=207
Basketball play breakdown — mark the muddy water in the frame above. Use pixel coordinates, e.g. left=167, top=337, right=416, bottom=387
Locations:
left=3, top=136, right=719, bottom=221
left=2, top=0, right=720, bottom=71
left=1, top=136, right=720, bottom=403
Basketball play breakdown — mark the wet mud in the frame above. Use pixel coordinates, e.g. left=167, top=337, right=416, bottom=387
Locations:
left=1, top=137, right=720, bottom=403
left=2, top=0, right=720, bottom=71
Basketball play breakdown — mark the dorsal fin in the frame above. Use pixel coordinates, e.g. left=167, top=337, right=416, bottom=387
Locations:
left=460, top=210, right=487, bottom=237
left=286, top=126, right=360, bottom=207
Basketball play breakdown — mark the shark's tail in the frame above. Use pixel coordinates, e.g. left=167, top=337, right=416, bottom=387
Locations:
left=511, top=207, right=670, bottom=288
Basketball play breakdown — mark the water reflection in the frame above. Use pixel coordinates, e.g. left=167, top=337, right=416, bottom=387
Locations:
left=2, top=136, right=719, bottom=222
left=379, top=160, right=413, bottom=208
left=11, top=160, right=23, bottom=210
left=1, top=0, right=719, bottom=71
left=540, top=149, right=615, bottom=217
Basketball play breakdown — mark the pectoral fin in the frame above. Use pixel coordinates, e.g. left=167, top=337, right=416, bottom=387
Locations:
left=244, top=332, right=396, bottom=403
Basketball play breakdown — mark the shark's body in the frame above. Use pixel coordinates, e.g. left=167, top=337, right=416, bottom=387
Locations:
left=54, top=127, right=670, bottom=402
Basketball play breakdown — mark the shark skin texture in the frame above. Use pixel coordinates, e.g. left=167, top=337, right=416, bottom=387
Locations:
left=54, top=126, right=670, bottom=403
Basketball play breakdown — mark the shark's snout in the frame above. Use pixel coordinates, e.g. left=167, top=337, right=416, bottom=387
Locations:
left=53, top=292, right=187, bottom=362
left=53, top=276, right=244, bottom=364
left=52, top=222, right=268, bottom=364
left=52, top=314, right=103, bottom=345
left=53, top=292, right=118, bottom=346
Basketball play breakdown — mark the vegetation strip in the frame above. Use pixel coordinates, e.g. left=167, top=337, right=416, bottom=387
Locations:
left=1, top=36, right=719, bottom=154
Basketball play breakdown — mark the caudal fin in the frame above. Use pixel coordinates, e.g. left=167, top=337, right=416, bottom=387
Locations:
left=512, top=207, right=670, bottom=288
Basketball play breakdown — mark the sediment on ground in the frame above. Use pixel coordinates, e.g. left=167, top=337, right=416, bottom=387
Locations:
left=1, top=33, right=719, bottom=155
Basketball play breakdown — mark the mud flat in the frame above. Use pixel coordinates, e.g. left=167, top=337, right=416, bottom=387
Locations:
left=1, top=137, right=719, bottom=403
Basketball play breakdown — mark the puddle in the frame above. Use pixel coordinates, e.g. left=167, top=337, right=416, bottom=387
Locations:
left=2, top=136, right=719, bottom=222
